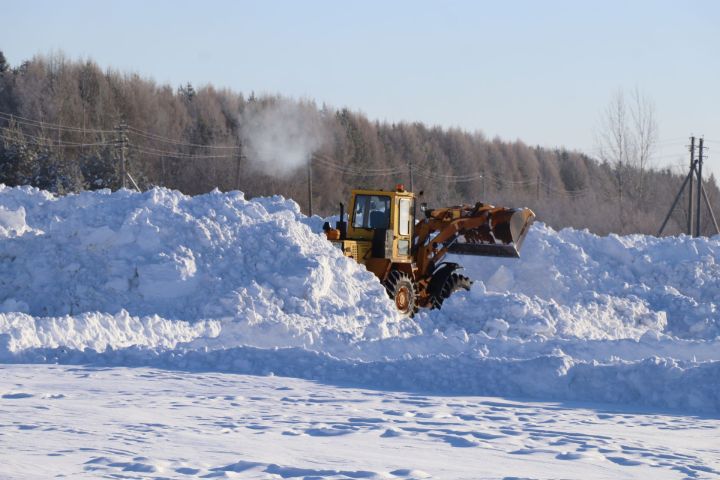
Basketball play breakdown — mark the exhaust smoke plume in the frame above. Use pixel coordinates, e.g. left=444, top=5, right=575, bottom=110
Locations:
left=240, top=99, right=327, bottom=177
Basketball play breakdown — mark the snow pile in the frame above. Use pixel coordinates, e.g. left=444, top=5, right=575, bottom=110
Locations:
left=422, top=284, right=667, bottom=341
left=0, top=185, right=406, bottom=351
left=435, top=223, right=719, bottom=340
left=1, top=185, right=719, bottom=413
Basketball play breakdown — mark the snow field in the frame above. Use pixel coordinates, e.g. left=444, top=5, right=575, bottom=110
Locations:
left=2, top=365, right=718, bottom=480
left=0, top=185, right=719, bottom=412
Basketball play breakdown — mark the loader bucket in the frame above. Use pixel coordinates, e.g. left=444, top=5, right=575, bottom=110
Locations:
left=447, top=207, right=535, bottom=258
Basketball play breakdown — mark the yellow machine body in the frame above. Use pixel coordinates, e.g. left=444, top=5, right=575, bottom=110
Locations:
left=324, top=185, right=535, bottom=316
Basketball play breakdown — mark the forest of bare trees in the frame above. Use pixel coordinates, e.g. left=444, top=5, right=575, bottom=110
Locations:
left=0, top=51, right=717, bottom=236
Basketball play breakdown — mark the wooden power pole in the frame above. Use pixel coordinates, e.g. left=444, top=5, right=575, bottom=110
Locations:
left=695, top=137, right=704, bottom=237
left=116, top=123, right=128, bottom=190
left=307, top=157, right=313, bottom=216
left=687, top=136, right=695, bottom=235
left=658, top=135, right=719, bottom=237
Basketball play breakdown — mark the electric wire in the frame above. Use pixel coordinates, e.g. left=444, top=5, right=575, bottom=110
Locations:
left=1, top=109, right=709, bottom=201
left=311, top=159, right=406, bottom=176
left=125, top=127, right=241, bottom=150
left=0, top=111, right=115, bottom=134
left=0, top=130, right=114, bottom=148
left=313, top=154, right=405, bottom=173
left=129, top=145, right=237, bottom=160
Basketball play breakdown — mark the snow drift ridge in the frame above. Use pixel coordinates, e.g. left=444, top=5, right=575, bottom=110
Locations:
left=1, top=185, right=719, bottom=413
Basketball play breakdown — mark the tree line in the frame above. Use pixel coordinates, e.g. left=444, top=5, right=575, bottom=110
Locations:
left=0, top=51, right=717, bottom=236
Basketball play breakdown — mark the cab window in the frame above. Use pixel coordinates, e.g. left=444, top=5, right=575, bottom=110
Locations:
left=352, top=194, right=391, bottom=229
left=398, top=198, right=412, bottom=236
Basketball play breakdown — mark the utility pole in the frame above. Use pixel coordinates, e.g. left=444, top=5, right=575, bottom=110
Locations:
left=695, top=137, right=704, bottom=237
left=658, top=166, right=696, bottom=236
left=688, top=136, right=695, bottom=235
left=658, top=134, right=719, bottom=237
left=536, top=175, right=540, bottom=201
left=408, top=159, right=414, bottom=192
left=116, top=123, right=127, bottom=190
left=307, top=156, right=313, bottom=216
left=235, top=142, right=243, bottom=191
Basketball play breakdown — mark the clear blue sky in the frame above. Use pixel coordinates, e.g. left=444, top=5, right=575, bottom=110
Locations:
left=2, top=0, right=719, bottom=176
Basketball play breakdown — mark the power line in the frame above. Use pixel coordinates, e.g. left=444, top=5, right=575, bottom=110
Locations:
left=0, top=110, right=241, bottom=151
left=126, top=127, right=240, bottom=150
left=1, top=109, right=713, bottom=208
left=0, top=111, right=115, bottom=134
left=312, top=156, right=405, bottom=175
left=312, top=160, right=405, bottom=177
left=129, top=145, right=237, bottom=160
left=313, top=154, right=404, bottom=173
left=413, top=170, right=484, bottom=182
left=0, top=113, right=611, bottom=189
left=0, top=130, right=113, bottom=148
left=313, top=157, right=487, bottom=182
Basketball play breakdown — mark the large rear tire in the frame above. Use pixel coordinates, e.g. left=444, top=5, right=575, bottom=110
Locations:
left=384, top=270, right=419, bottom=317
left=430, top=273, right=472, bottom=309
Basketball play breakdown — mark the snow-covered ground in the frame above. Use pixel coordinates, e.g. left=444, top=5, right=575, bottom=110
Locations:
left=2, top=364, right=719, bottom=480
left=1, top=185, right=719, bottom=478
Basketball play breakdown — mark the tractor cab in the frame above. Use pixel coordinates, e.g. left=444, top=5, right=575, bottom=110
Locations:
left=324, top=185, right=415, bottom=279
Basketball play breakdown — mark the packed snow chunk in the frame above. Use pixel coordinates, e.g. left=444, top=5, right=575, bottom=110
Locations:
left=138, top=246, right=198, bottom=299
left=482, top=318, right=510, bottom=338
left=0, top=205, right=34, bottom=238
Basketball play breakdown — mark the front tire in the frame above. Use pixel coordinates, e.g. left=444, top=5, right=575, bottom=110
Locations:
left=384, top=270, right=419, bottom=317
left=430, top=273, right=472, bottom=309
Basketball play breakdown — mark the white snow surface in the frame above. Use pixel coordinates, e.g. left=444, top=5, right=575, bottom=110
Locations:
left=0, top=185, right=405, bottom=351
left=438, top=223, right=720, bottom=340
left=1, top=185, right=719, bottom=413
left=3, top=364, right=718, bottom=480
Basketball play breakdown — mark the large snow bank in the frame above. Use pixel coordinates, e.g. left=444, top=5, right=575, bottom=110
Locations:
left=1, top=185, right=719, bottom=413
left=0, top=185, right=406, bottom=350
left=437, top=223, right=719, bottom=340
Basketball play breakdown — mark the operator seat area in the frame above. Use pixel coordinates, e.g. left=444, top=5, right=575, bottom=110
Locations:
left=369, top=210, right=390, bottom=229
